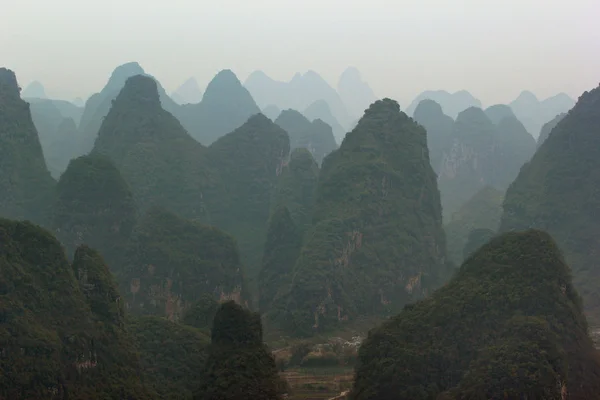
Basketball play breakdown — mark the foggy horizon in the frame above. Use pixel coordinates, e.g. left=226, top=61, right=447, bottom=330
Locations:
left=3, top=0, right=598, bottom=107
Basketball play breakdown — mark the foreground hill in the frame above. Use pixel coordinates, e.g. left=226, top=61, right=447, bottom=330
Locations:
left=272, top=99, right=447, bottom=336
left=351, top=230, right=600, bottom=400
left=500, top=84, right=600, bottom=322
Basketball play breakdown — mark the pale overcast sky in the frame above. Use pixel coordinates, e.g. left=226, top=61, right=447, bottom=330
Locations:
left=2, top=0, right=598, bottom=106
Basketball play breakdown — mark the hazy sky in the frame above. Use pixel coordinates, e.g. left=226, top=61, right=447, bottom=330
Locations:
left=2, top=0, right=598, bottom=107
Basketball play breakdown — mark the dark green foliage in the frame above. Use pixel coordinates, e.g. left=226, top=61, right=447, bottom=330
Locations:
left=444, top=186, right=503, bottom=265
left=437, top=107, right=535, bottom=219
left=351, top=230, right=600, bottom=400
left=0, top=219, right=155, bottom=399
left=0, top=68, right=55, bottom=226
left=259, top=206, right=302, bottom=314
left=500, top=84, right=600, bottom=323
left=270, top=148, right=319, bottom=233
left=275, top=109, right=338, bottom=164
left=92, top=74, right=212, bottom=220
left=182, top=294, right=220, bottom=331
left=177, top=70, right=261, bottom=145
left=276, top=99, right=447, bottom=335
left=122, top=207, right=246, bottom=320
left=537, top=112, right=566, bottom=148
left=195, top=301, right=287, bottom=400
left=208, top=113, right=290, bottom=284
left=462, top=228, right=495, bottom=260
left=413, top=99, right=453, bottom=174
left=130, top=316, right=210, bottom=400
left=53, top=154, right=137, bottom=267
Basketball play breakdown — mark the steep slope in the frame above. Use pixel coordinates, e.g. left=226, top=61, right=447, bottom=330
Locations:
left=259, top=206, right=303, bottom=314
left=351, top=230, right=600, bottom=400
left=510, top=90, right=575, bottom=139
left=208, top=114, right=290, bottom=283
left=270, top=148, right=319, bottom=233
left=27, top=97, right=83, bottom=125
left=444, top=186, right=503, bottom=265
left=171, top=77, right=203, bottom=105
left=304, top=99, right=346, bottom=143
left=21, top=80, right=47, bottom=98
left=413, top=99, right=454, bottom=174
left=500, top=84, right=600, bottom=322
left=122, top=207, right=246, bottom=320
left=493, top=114, right=536, bottom=188
left=130, top=317, right=210, bottom=400
left=177, top=70, right=261, bottom=145
left=484, top=103, right=517, bottom=125
left=0, top=68, right=55, bottom=225
left=43, top=117, right=78, bottom=178
left=406, top=90, right=482, bottom=118
left=92, top=74, right=211, bottom=219
left=53, top=154, right=136, bottom=267
left=537, top=112, right=567, bottom=148
left=337, top=67, right=377, bottom=119
left=194, top=301, right=287, bottom=400
left=262, top=104, right=281, bottom=121
left=0, top=219, right=156, bottom=399
left=275, top=109, right=337, bottom=164
left=276, top=99, right=447, bottom=336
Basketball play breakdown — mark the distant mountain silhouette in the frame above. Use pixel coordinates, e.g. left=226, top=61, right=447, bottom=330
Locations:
left=244, top=70, right=352, bottom=130
left=406, top=90, right=482, bottom=118
left=337, top=67, right=377, bottom=119
left=303, top=99, right=345, bottom=143
left=537, top=112, right=566, bottom=149
left=509, top=91, right=575, bottom=139
left=72, top=97, right=85, bottom=107
left=22, top=80, right=47, bottom=99
left=262, top=104, right=281, bottom=121
left=484, top=104, right=517, bottom=125
left=413, top=99, right=454, bottom=174
left=171, top=77, right=203, bottom=105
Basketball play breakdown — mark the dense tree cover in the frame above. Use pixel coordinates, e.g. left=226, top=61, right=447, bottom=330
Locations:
left=0, top=219, right=156, bottom=399
left=275, top=99, right=447, bottom=336
left=461, top=227, right=496, bottom=260
left=500, top=84, right=600, bottom=323
left=122, top=207, right=246, bottom=320
left=182, top=293, right=220, bottom=331
left=444, top=186, right=503, bottom=265
left=537, top=112, right=566, bottom=148
left=177, top=69, right=261, bottom=145
left=275, top=109, right=338, bottom=164
left=53, top=154, right=137, bottom=267
left=351, top=230, right=600, bottom=400
left=259, top=206, right=302, bottom=314
left=0, top=68, right=55, bottom=226
left=195, top=301, right=287, bottom=400
left=129, top=316, right=210, bottom=400
left=208, top=113, right=290, bottom=284
left=270, top=148, right=319, bottom=233
left=92, top=74, right=213, bottom=220
left=437, top=106, right=535, bottom=219
left=413, top=99, right=454, bottom=174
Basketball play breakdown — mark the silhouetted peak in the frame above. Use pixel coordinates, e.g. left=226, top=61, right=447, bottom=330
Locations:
left=0, top=68, right=20, bottom=98
left=105, top=62, right=145, bottom=93
left=244, top=113, right=272, bottom=127
left=115, top=75, right=161, bottom=108
left=211, top=301, right=262, bottom=346
left=172, top=77, right=202, bottom=104
left=339, top=66, right=363, bottom=82
left=456, top=106, right=491, bottom=125
left=363, top=98, right=400, bottom=117
left=277, top=109, right=309, bottom=124
left=306, top=99, right=332, bottom=115
left=484, top=104, right=517, bottom=124
left=414, top=99, right=444, bottom=118
left=311, top=118, right=332, bottom=131
left=515, top=90, right=539, bottom=103
left=246, top=70, right=271, bottom=82
left=202, top=69, right=248, bottom=103
left=22, top=80, right=47, bottom=99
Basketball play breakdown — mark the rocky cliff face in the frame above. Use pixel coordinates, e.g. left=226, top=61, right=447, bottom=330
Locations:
left=351, top=230, right=600, bottom=400
left=275, top=99, right=447, bottom=336
left=500, top=84, right=600, bottom=323
left=0, top=68, right=55, bottom=226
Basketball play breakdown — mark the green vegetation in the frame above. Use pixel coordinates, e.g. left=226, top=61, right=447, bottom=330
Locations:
left=182, top=293, right=220, bottom=331
left=53, top=154, right=137, bottom=267
left=275, top=109, right=338, bottom=164
left=444, top=186, right=503, bottom=265
left=270, top=148, right=319, bottom=233
left=500, top=84, right=600, bottom=323
left=0, top=219, right=156, bottom=399
left=259, top=206, right=302, bottom=314
left=122, top=207, right=246, bottom=319
left=0, top=68, right=55, bottom=226
left=275, top=99, right=447, bottom=336
left=129, top=316, right=210, bottom=400
left=351, top=230, right=600, bottom=400
left=195, top=301, right=288, bottom=400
